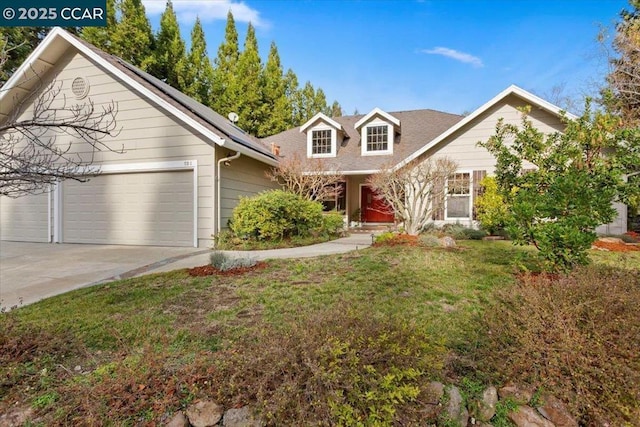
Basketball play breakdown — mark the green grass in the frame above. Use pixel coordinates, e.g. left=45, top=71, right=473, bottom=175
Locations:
left=1, top=241, right=637, bottom=425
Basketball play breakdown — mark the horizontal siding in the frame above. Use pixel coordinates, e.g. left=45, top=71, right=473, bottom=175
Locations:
left=429, top=96, right=564, bottom=173
left=218, top=147, right=279, bottom=230
left=8, top=47, right=226, bottom=247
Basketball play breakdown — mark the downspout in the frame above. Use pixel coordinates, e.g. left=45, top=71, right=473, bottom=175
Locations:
left=217, top=151, right=242, bottom=236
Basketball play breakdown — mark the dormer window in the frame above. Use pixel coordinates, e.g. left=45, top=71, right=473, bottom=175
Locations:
left=300, top=112, right=343, bottom=158
left=355, top=108, right=400, bottom=157
left=312, top=129, right=332, bottom=155
left=366, top=125, right=389, bottom=152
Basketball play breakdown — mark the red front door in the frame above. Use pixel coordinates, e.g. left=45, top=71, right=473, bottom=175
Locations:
left=361, top=185, right=395, bottom=223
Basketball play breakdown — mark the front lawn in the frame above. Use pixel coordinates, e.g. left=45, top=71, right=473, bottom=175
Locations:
left=1, top=241, right=638, bottom=425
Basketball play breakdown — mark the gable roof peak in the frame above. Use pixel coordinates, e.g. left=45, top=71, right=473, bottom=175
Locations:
left=299, top=112, right=343, bottom=133
left=354, top=107, right=401, bottom=130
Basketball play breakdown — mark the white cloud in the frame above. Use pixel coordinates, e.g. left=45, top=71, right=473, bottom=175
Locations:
left=421, top=47, right=484, bottom=68
left=142, top=0, right=268, bottom=28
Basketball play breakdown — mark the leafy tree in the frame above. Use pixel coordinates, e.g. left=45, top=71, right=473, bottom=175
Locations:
left=110, top=0, right=155, bottom=70
left=259, top=42, right=291, bottom=137
left=0, top=28, right=48, bottom=84
left=235, top=23, right=264, bottom=135
left=479, top=104, right=640, bottom=271
left=181, top=18, right=214, bottom=104
left=151, top=0, right=186, bottom=89
left=211, top=11, right=240, bottom=115
left=367, top=158, right=459, bottom=235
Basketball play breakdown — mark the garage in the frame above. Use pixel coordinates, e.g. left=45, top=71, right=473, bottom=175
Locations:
left=62, top=170, right=194, bottom=246
left=0, top=192, right=49, bottom=242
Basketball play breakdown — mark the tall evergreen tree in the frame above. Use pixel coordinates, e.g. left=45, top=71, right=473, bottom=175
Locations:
left=181, top=18, right=214, bottom=105
left=151, top=0, right=187, bottom=88
left=0, top=27, right=49, bottom=84
left=110, top=0, right=154, bottom=70
left=211, top=11, right=240, bottom=115
left=235, top=23, right=264, bottom=135
left=330, top=100, right=343, bottom=117
left=258, top=42, right=291, bottom=137
left=283, top=68, right=301, bottom=126
left=81, top=0, right=117, bottom=50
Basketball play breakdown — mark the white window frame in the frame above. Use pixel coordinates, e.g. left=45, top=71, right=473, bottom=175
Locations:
left=444, top=170, right=473, bottom=220
left=361, top=119, right=394, bottom=156
left=307, top=124, right=336, bottom=158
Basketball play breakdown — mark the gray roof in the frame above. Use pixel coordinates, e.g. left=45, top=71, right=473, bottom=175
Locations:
left=262, top=109, right=465, bottom=172
left=73, top=35, right=276, bottom=160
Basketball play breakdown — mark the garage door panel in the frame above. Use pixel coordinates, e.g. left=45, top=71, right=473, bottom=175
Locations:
left=63, top=171, right=193, bottom=246
left=0, top=193, right=49, bottom=242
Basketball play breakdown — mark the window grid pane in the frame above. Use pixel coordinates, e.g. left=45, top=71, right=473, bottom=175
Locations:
left=312, top=130, right=332, bottom=154
left=447, top=173, right=471, bottom=218
left=366, top=126, right=388, bottom=151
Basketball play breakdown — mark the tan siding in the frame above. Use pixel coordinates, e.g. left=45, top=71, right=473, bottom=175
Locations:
left=6, top=48, right=224, bottom=247
left=346, top=175, right=367, bottom=222
left=218, top=147, right=279, bottom=230
left=429, top=95, right=564, bottom=173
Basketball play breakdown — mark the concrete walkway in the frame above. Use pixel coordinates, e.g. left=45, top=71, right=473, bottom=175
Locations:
left=140, top=233, right=374, bottom=275
left=0, top=234, right=372, bottom=310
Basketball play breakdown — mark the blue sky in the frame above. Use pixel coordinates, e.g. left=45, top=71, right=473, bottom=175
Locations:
left=141, top=0, right=629, bottom=115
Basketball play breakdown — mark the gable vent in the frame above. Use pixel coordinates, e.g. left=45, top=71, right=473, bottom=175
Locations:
left=71, top=77, right=90, bottom=99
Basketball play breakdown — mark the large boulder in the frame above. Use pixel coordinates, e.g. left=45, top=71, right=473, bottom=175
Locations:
left=446, top=386, right=469, bottom=426
left=223, top=406, right=263, bottom=427
left=508, top=406, right=554, bottom=427
left=537, top=394, right=578, bottom=427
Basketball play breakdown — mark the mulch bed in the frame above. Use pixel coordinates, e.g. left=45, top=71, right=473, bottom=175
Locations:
left=592, top=239, right=640, bottom=252
left=187, top=262, right=267, bottom=277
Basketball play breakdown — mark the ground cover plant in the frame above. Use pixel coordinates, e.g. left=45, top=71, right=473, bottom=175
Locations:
left=1, top=241, right=638, bottom=425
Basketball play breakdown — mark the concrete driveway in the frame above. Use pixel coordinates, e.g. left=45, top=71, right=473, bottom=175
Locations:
left=0, top=241, right=204, bottom=311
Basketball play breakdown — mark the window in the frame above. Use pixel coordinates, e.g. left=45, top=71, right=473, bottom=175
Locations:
left=312, top=129, right=332, bottom=155
left=446, top=172, right=471, bottom=218
left=322, top=182, right=346, bottom=212
left=366, top=125, right=388, bottom=152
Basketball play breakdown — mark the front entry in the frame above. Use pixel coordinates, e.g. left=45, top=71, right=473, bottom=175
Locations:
left=360, top=185, right=395, bottom=223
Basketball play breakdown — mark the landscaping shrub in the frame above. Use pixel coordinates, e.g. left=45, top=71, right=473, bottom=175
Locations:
left=474, top=176, right=510, bottom=235
left=441, top=223, right=486, bottom=240
left=210, top=251, right=257, bottom=272
left=210, top=304, right=447, bottom=425
left=321, top=211, right=346, bottom=236
left=419, top=234, right=441, bottom=247
left=478, top=265, right=640, bottom=425
left=230, top=190, right=324, bottom=240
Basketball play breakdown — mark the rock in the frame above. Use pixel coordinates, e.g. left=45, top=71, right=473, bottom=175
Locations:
left=478, top=386, right=498, bottom=421
left=421, top=381, right=445, bottom=419
left=0, top=406, right=34, bottom=427
left=598, top=237, right=624, bottom=244
left=223, top=406, right=263, bottom=427
left=439, top=236, right=456, bottom=248
left=165, top=411, right=189, bottom=427
left=498, top=384, right=533, bottom=405
left=446, top=386, right=469, bottom=427
left=508, top=406, right=554, bottom=427
left=186, top=401, right=223, bottom=427
left=537, top=395, right=578, bottom=427
left=74, top=365, right=82, bottom=372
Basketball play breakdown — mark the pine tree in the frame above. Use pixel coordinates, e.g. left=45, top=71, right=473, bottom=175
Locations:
left=81, top=0, right=117, bottom=50
left=211, top=11, right=240, bottom=115
left=181, top=18, right=214, bottom=104
left=330, top=100, right=343, bottom=117
left=258, top=42, right=291, bottom=137
left=235, top=23, right=264, bottom=135
left=110, top=0, right=154, bottom=70
left=0, top=27, right=49, bottom=83
left=151, top=0, right=186, bottom=88
left=283, top=69, right=301, bottom=126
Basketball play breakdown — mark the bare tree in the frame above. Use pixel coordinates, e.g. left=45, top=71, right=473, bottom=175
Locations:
left=1, top=39, right=121, bottom=197
left=266, top=152, right=344, bottom=203
left=367, top=157, right=458, bottom=235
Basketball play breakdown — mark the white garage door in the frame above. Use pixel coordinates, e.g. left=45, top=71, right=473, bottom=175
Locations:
left=0, top=193, right=49, bottom=242
left=62, top=171, right=194, bottom=246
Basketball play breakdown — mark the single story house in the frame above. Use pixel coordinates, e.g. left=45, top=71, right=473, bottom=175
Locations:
left=263, top=90, right=628, bottom=235
left=0, top=28, right=627, bottom=248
